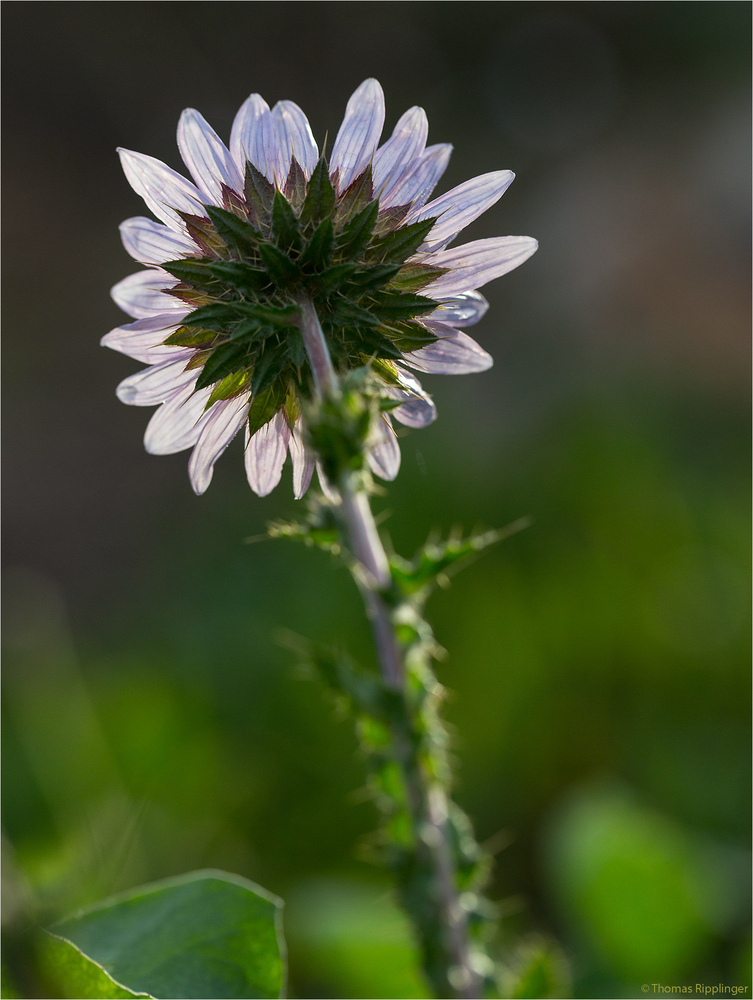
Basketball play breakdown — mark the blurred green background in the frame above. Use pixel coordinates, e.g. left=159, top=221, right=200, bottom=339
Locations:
left=2, top=3, right=750, bottom=998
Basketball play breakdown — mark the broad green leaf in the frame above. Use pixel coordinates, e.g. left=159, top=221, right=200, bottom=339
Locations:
left=41, top=934, right=147, bottom=999
left=206, top=261, right=270, bottom=294
left=47, top=869, right=285, bottom=1000
left=370, top=291, right=437, bottom=320
left=389, top=262, right=447, bottom=293
left=183, top=302, right=244, bottom=329
left=244, top=161, right=275, bottom=219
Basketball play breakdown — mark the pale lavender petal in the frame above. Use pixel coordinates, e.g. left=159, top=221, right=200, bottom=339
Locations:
left=118, top=148, right=205, bottom=230
left=428, top=291, right=489, bottom=328
left=372, top=106, right=428, bottom=202
left=401, top=326, right=493, bottom=374
left=368, top=415, right=401, bottom=481
left=330, top=79, right=385, bottom=191
left=381, top=143, right=453, bottom=209
left=188, top=395, right=249, bottom=495
left=177, top=108, right=242, bottom=204
left=316, top=464, right=340, bottom=504
left=290, top=420, right=314, bottom=499
left=111, top=270, right=188, bottom=319
left=230, top=94, right=270, bottom=173
left=144, top=381, right=213, bottom=455
left=411, top=170, right=515, bottom=249
left=101, top=316, right=184, bottom=363
left=116, top=355, right=197, bottom=406
left=119, top=217, right=197, bottom=265
left=250, top=107, right=282, bottom=185
left=272, top=100, right=319, bottom=178
left=424, top=237, right=539, bottom=296
left=244, top=410, right=291, bottom=497
left=388, top=371, right=437, bottom=428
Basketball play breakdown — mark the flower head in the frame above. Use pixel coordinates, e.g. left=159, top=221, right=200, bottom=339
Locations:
left=105, top=79, right=537, bottom=496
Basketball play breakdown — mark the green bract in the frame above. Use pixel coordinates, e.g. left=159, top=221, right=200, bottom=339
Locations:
left=160, top=158, right=445, bottom=433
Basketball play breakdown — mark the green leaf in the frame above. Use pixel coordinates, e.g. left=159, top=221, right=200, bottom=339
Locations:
left=314, top=262, right=358, bottom=295
left=183, top=302, right=246, bottom=329
left=283, top=157, right=308, bottom=210
left=160, top=258, right=219, bottom=289
left=330, top=301, right=380, bottom=328
left=43, top=870, right=285, bottom=1000
left=205, top=206, right=262, bottom=255
left=206, top=370, right=252, bottom=407
left=348, top=263, right=401, bottom=291
left=257, top=243, right=300, bottom=286
left=176, top=212, right=226, bottom=255
left=369, top=217, right=436, bottom=264
left=334, top=165, right=374, bottom=224
left=41, top=934, right=146, bottom=999
left=389, top=262, right=447, bottom=293
left=271, top=191, right=301, bottom=252
left=163, top=326, right=219, bottom=349
left=300, top=157, right=336, bottom=227
left=251, top=342, right=289, bottom=395
left=299, top=217, right=334, bottom=271
left=337, top=200, right=379, bottom=258
left=195, top=342, right=249, bottom=390
left=244, top=161, right=275, bottom=221
left=370, top=291, right=437, bottom=321
left=247, top=381, right=288, bottom=437
left=205, top=261, right=270, bottom=294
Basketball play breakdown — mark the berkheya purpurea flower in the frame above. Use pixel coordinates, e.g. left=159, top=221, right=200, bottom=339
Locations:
left=104, top=79, right=537, bottom=497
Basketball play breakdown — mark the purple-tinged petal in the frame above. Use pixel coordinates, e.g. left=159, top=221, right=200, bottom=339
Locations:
left=272, top=100, right=319, bottom=178
left=230, top=93, right=270, bottom=173
left=372, top=106, right=428, bottom=202
left=250, top=106, right=282, bottom=185
left=144, top=381, right=213, bottom=455
left=401, top=325, right=493, bottom=374
left=101, top=316, right=184, bottom=363
left=290, top=420, right=315, bottom=499
left=119, top=217, right=197, bottom=265
left=412, top=170, right=515, bottom=249
left=316, top=463, right=340, bottom=504
left=330, top=79, right=385, bottom=191
left=383, top=371, right=437, bottom=428
left=177, top=108, right=242, bottom=204
left=245, top=410, right=291, bottom=497
left=368, top=415, right=401, bottom=481
left=424, top=236, right=539, bottom=296
left=118, top=148, right=205, bottom=231
left=188, top=395, right=249, bottom=495
left=116, top=355, right=197, bottom=406
left=111, top=270, right=188, bottom=320
left=428, top=291, right=489, bottom=328
left=382, top=143, right=453, bottom=210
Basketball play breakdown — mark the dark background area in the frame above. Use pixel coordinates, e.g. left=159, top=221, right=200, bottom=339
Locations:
left=2, top=3, right=750, bottom=998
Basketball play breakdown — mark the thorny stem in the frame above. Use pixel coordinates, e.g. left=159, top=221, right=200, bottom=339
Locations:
left=296, top=296, right=483, bottom=999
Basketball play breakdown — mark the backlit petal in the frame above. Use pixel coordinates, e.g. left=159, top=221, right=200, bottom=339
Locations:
left=272, top=100, right=319, bottom=178
left=245, top=410, right=291, bottom=497
left=188, top=395, right=249, bottom=495
left=413, top=170, right=515, bottom=249
left=401, top=326, right=493, bottom=374
left=120, top=217, right=197, bottom=265
left=177, top=108, right=242, bottom=204
left=144, top=381, right=213, bottom=454
left=116, top=355, right=197, bottom=406
left=111, top=270, right=188, bottom=319
left=118, top=148, right=204, bottom=230
left=330, top=79, right=385, bottom=191
left=424, top=236, right=539, bottom=296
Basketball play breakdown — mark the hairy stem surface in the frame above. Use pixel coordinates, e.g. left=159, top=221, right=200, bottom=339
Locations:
left=296, top=296, right=483, bottom=999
